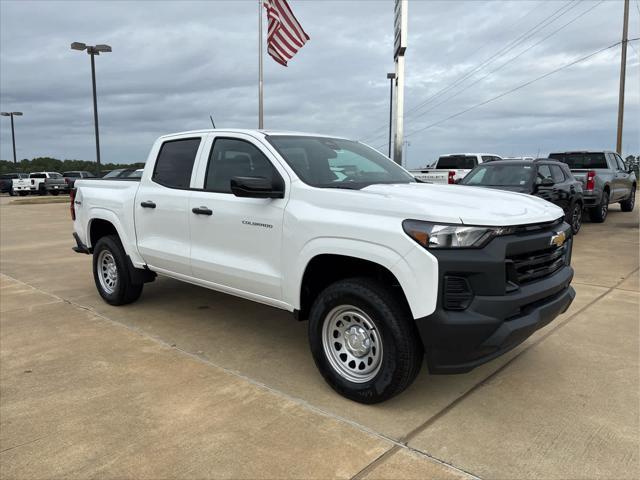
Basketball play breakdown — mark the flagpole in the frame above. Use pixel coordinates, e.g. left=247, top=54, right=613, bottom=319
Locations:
left=258, top=0, right=264, bottom=129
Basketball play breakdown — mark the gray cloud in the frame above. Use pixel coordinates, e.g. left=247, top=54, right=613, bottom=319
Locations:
left=1, top=0, right=638, bottom=167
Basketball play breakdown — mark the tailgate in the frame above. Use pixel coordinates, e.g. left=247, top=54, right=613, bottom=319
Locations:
left=569, top=169, right=588, bottom=187
left=411, top=170, right=449, bottom=184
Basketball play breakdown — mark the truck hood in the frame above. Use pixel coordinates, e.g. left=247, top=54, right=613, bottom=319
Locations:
left=360, top=183, right=563, bottom=226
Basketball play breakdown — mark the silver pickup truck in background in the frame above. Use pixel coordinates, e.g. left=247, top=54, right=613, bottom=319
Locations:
left=409, top=153, right=503, bottom=184
left=29, top=172, right=70, bottom=195
left=549, top=151, right=636, bottom=223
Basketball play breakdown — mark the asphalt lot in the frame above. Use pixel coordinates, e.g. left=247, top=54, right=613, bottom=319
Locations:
left=1, top=194, right=638, bottom=479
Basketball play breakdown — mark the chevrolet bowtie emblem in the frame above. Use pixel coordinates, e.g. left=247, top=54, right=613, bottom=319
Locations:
left=550, top=231, right=567, bottom=248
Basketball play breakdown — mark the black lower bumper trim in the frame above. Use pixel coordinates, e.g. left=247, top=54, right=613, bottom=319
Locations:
left=424, top=283, right=575, bottom=374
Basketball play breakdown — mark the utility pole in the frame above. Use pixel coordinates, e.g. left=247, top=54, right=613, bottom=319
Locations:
left=393, top=0, right=408, bottom=166
left=616, top=0, right=629, bottom=154
left=386, top=73, right=396, bottom=158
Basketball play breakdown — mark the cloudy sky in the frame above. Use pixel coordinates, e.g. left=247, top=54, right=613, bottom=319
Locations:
left=1, top=0, right=638, bottom=168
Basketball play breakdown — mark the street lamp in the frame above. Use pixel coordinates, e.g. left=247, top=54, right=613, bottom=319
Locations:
left=386, top=73, right=396, bottom=158
left=1, top=111, right=23, bottom=164
left=71, top=42, right=112, bottom=171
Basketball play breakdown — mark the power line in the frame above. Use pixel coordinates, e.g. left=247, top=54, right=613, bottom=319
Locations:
left=404, top=38, right=639, bottom=139
left=403, top=0, right=581, bottom=118
left=405, top=0, right=604, bottom=124
left=361, top=0, right=581, bottom=144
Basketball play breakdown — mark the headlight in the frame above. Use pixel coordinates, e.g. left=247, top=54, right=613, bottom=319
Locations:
left=402, top=220, right=514, bottom=249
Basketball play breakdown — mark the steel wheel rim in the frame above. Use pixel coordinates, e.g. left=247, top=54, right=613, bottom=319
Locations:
left=572, top=205, right=582, bottom=232
left=97, top=250, right=118, bottom=295
left=322, top=305, right=383, bottom=383
left=602, top=194, right=609, bottom=218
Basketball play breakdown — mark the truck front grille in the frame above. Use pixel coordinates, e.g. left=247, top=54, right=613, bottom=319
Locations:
left=507, top=244, right=567, bottom=284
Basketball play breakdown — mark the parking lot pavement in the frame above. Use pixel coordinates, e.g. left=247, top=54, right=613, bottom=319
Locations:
left=1, top=200, right=638, bottom=479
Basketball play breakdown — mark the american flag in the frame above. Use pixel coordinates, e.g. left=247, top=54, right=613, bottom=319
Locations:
left=263, top=0, right=310, bottom=66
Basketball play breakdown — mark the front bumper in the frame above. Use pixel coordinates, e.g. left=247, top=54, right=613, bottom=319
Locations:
left=415, top=220, right=575, bottom=374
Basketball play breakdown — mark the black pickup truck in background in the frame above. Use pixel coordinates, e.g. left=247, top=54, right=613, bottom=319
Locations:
left=549, top=151, right=636, bottom=223
left=460, top=159, right=585, bottom=234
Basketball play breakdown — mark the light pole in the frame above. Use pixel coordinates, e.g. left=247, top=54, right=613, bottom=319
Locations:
left=71, top=42, right=111, bottom=171
left=386, top=73, right=396, bottom=158
left=1, top=111, right=23, bottom=164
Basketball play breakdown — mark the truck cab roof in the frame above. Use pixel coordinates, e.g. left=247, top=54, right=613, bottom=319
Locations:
left=158, top=129, right=349, bottom=141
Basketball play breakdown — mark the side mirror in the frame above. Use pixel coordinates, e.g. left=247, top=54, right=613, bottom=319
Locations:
left=230, top=176, right=284, bottom=199
left=538, top=177, right=555, bottom=187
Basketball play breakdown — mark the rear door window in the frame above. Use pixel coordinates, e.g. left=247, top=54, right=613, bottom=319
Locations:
left=152, top=138, right=201, bottom=189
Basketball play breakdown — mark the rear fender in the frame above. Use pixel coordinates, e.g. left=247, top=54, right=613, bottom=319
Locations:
left=86, top=208, right=146, bottom=267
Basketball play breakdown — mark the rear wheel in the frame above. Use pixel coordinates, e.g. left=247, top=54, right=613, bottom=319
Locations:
left=92, top=235, right=143, bottom=306
left=38, top=185, right=47, bottom=196
left=8, top=188, right=15, bottom=196
left=567, top=202, right=583, bottom=235
left=589, top=191, right=609, bottom=223
left=308, top=277, right=423, bottom=404
left=620, top=188, right=635, bottom=212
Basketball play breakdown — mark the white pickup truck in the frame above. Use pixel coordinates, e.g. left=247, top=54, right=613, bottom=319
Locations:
left=71, top=129, right=575, bottom=403
left=410, top=153, right=503, bottom=184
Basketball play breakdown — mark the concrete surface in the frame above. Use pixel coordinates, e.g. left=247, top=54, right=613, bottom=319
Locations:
left=0, top=199, right=638, bottom=479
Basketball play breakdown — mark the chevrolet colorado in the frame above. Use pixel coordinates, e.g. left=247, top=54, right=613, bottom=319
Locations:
left=71, top=129, right=575, bottom=403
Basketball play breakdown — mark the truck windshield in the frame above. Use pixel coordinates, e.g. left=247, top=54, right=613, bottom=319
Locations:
left=437, top=156, right=477, bottom=169
left=267, top=136, right=415, bottom=189
left=549, top=153, right=608, bottom=169
left=462, top=164, right=534, bottom=187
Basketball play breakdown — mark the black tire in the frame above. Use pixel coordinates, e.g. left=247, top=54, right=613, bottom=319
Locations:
left=92, top=235, right=143, bottom=306
left=589, top=191, right=609, bottom=223
left=567, top=202, right=583, bottom=235
left=620, top=187, right=636, bottom=212
left=8, top=188, right=15, bottom=197
left=308, top=277, right=423, bottom=404
left=38, top=185, right=47, bottom=196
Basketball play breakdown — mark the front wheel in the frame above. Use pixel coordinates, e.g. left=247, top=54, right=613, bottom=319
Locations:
left=589, top=191, right=609, bottom=223
left=567, top=202, right=583, bottom=235
left=92, top=235, right=143, bottom=306
left=620, top=188, right=635, bottom=212
left=308, top=278, right=423, bottom=404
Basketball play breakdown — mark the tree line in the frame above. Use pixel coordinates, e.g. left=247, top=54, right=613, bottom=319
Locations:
left=0, top=157, right=144, bottom=175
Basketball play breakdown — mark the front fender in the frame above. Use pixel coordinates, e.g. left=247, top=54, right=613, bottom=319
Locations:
left=287, top=237, right=438, bottom=320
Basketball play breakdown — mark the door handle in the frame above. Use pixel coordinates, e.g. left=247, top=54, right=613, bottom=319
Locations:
left=140, top=201, right=156, bottom=209
left=192, top=206, right=213, bottom=216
